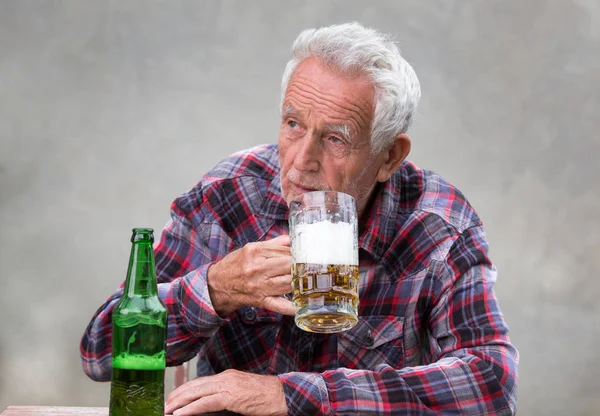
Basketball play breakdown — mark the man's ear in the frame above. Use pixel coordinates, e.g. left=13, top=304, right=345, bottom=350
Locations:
left=376, top=134, right=411, bottom=183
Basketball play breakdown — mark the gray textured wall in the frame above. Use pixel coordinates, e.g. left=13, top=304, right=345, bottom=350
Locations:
left=0, top=1, right=599, bottom=414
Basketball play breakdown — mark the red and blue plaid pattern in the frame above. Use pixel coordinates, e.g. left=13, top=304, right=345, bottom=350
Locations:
left=81, top=144, right=518, bottom=415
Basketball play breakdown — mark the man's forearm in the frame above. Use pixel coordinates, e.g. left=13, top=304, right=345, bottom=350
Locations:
left=279, top=344, right=518, bottom=415
left=161, top=264, right=228, bottom=366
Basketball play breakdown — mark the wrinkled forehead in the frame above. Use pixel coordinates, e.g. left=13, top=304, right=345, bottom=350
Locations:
left=283, top=58, right=375, bottom=133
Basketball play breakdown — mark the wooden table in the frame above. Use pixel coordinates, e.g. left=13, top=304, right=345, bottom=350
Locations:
left=1, top=406, right=239, bottom=415
left=1, top=408, right=107, bottom=416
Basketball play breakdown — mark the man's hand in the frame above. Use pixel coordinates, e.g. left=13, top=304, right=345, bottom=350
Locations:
left=207, top=235, right=296, bottom=317
left=165, top=369, right=288, bottom=416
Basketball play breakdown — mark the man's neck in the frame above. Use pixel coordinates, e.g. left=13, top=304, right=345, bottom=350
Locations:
left=357, top=181, right=383, bottom=236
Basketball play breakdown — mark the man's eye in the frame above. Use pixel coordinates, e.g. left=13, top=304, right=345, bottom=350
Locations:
left=328, top=136, right=344, bottom=145
left=287, top=120, right=298, bottom=129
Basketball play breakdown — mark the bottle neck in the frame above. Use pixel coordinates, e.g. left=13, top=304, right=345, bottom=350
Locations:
left=123, top=239, right=158, bottom=298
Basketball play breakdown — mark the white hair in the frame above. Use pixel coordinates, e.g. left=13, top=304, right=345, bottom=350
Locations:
left=280, top=22, right=421, bottom=153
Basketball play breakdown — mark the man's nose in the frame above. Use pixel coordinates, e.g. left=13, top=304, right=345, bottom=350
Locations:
left=293, top=135, right=320, bottom=172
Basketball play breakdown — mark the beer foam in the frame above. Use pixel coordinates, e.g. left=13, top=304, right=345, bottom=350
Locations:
left=293, top=221, right=358, bottom=265
left=112, top=351, right=166, bottom=370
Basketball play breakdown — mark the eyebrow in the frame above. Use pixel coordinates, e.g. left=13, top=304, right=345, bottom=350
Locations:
left=282, top=103, right=354, bottom=143
left=325, top=123, right=353, bottom=143
left=281, top=103, right=298, bottom=116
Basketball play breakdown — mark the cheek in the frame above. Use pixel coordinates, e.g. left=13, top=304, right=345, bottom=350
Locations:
left=277, top=132, right=286, bottom=154
left=319, top=164, right=344, bottom=191
left=278, top=137, right=289, bottom=166
left=278, top=137, right=299, bottom=169
left=339, top=163, right=373, bottom=195
left=277, top=141, right=292, bottom=189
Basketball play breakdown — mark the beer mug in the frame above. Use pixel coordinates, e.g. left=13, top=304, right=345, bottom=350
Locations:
left=289, top=191, right=359, bottom=333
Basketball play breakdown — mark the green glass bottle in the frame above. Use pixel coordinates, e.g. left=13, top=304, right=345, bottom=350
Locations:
left=109, top=228, right=167, bottom=416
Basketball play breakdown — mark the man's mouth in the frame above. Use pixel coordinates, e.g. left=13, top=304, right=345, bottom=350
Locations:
left=291, top=182, right=317, bottom=193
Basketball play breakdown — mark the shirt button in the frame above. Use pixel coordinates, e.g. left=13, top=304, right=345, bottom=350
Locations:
left=244, top=308, right=257, bottom=322
left=364, top=332, right=374, bottom=347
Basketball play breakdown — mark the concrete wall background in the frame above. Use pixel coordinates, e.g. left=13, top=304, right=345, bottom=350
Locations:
left=0, top=1, right=598, bottom=414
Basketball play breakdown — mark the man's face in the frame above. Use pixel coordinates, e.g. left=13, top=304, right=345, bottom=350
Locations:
left=278, top=58, right=389, bottom=218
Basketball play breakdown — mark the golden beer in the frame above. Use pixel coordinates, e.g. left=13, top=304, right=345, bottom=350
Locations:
left=292, top=263, right=359, bottom=333
left=289, top=191, right=359, bottom=333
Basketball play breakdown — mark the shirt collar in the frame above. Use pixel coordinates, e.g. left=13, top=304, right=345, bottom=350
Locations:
left=259, top=164, right=290, bottom=220
left=358, top=174, right=400, bottom=261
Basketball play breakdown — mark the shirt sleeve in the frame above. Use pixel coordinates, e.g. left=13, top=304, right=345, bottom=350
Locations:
left=278, top=225, right=519, bottom=415
left=80, top=185, right=229, bottom=381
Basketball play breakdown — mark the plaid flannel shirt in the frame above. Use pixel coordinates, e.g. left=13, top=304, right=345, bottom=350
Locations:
left=81, top=144, right=518, bottom=415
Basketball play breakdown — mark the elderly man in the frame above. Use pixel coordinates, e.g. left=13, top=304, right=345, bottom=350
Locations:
left=81, top=23, right=518, bottom=415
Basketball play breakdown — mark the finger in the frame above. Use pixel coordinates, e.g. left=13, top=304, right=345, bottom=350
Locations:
left=246, top=239, right=290, bottom=259
left=261, top=296, right=297, bottom=316
left=172, top=393, right=226, bottom=416
left=166, top=378, right=220, bottom=413
left=259, top=244, right=291, bottom=257
left=268, top=234, right=290, bottom=246
left=264, top=256, right=292, bottom=276
left=265, top=274, right=293, bottom=296
left=167, top=376, right=204, bottom=403
left=167, top=387, right=211, bottom=415
left=166, top=381, right=191, bottom=404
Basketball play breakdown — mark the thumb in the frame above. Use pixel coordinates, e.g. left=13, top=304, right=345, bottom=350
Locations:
left=261, top=296, right=297, bottom=316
